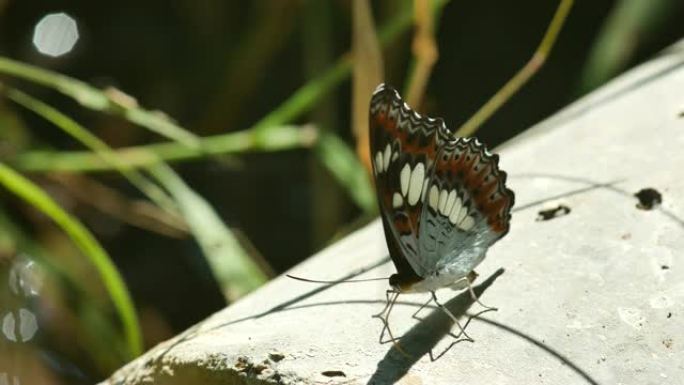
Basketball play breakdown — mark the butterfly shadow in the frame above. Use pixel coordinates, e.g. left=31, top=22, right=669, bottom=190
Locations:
left=367, top=268, right=504, bottom=385
left=367, top=267, right=602, bottom=385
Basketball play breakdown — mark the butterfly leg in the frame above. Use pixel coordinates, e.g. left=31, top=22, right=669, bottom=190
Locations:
left=372, top=290, right=411, bottom=356
left=431, top=291, right=474, bottom=342
left=372, top=290, right=401, bottom=344
left=373, top=289, right=395, bottom=322
left=463, top=272, right=498, bottom=312
left=428, top=341, right=458, bottom=362
left=411, top=295, right=433, bottom=322
left=447, top=274, right=497, bottom=339
left=468, top=282, right=497, bottom=311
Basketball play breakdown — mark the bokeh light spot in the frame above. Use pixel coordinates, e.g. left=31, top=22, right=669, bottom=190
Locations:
left=2, top=312, right=16, bottom=342
left=1, top=309, right=38, bottom=342
left=18, top=309, right=38, bottom=342
left=8, top=256, right=43, bottom=297
left=32, top=12, right=79, bottom=57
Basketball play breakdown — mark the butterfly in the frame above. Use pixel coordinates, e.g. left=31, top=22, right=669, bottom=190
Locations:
left=369, top=83, right=514, bottom=344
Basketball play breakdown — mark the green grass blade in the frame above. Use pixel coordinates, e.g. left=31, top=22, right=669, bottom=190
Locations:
left=5, top=87, right=179, bottom=215
left=578, top=0, right=678, bottom=93
left=149, top=163, right=268, bottom=300
left=0, top=56, right=200, bottom=148
left=0, top=207, right=137, bottom=370
left=0, top=162, right=142, bottom=358
left=455, top=0, right=573, bottom=137
left=314, top=131, right=376, bottom=214
left=13, top=124, right=318, bottom=172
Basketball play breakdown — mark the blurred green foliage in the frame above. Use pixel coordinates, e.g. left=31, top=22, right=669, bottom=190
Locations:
left=579, top=0, right=683, bottom=92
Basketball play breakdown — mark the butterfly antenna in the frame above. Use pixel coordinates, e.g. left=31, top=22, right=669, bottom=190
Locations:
left=286, top=274, right=388, bottom=284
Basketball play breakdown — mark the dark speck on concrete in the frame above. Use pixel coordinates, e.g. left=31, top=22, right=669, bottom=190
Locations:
left=634, top=188, right=662, bottom=210
left=536, top=204, right=571, bottom=221
left=322, top=371, right=346, bottom=377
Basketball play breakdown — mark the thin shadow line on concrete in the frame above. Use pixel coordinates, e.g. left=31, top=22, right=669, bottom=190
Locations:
left=512, top=173, right=684, bottom=230
left=146, top=256, right=392, bottom=365
left=511, top=178, right=624, bottom=213
left=217, top=256, right=391, bottom=328
left=474, top=316, right=600, bottom=385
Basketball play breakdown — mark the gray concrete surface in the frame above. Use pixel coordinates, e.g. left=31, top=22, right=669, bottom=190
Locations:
left=102, top=43, right=684, bottom=385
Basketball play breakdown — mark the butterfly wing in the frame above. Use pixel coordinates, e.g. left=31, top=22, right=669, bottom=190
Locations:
left=418, top=137, right=514, bottom=277
left=369, top=84, right=447, bottom=279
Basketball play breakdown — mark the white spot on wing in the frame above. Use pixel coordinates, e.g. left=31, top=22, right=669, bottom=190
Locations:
left=400, top=164, right=411, bottom=197
left=383, top=144, right=392, bottom=171
left=375, top=152, right=383, bottom=174
left=456, top=207, right=468, bottom=225
left=438, top=189, right=448, bottom=214
left=445, top=190, right=457, bottom=215
left=459, top=215, right=475, bottom=231
left=392, top=192, right=403, bottom=208
left=449, top=198, right=463, bottom=224
left=428, top=185, right=439, bottom=210
left=372, top=84, right=385, bottom=95
left=407, top=163, right=425, bottom=205
left=389, top=106, right=399, bottom=121
left=420, top=178, right=429, bottom=202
